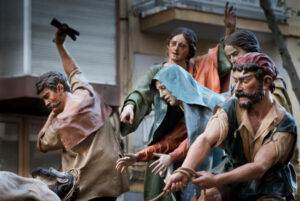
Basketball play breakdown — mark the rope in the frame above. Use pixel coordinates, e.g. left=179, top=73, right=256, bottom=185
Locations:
left=149, top=191, right=165, bottom=201
left=62, top=169, right=80, bottom=201
left=149, top=167, right=206, bottom=201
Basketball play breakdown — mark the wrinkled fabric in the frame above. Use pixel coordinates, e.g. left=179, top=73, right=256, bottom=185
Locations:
left=151, top=65, right=226, bottom=112
left=52, top=69, right=112, bottom=150
left=0, top=171, right=60, bottom=201
left=189, top=43, right=231, bottom=93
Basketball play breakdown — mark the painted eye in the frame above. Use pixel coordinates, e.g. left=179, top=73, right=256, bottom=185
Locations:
left=170, top=41, right=177, bottom=47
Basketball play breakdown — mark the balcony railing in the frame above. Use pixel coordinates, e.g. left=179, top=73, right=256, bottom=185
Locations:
left=133, top=0, right=289, bottom=22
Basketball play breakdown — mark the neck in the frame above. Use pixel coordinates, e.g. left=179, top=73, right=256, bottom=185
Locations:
left=165, top=59, right=187, bottom=69
left=247, top=90, right=273, bottom=120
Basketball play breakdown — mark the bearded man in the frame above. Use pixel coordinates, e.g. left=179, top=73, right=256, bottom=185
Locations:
left=164, top=52, right=297, bottom=201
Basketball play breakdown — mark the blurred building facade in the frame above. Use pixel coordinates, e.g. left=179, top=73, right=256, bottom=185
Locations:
left=0, top=0, right=299, bottom=200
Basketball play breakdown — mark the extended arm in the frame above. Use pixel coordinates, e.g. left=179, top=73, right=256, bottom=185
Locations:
left=217, top=142, right=276, bottom=184
left=164, top=118, right=221, bottom=193
left=181, top=118, right=220, bottom=169
left=53, top=30, right=78, bottom=76
left=120, top=65, right=161, bottom=135
left=192, top=141, right=277, bottom=189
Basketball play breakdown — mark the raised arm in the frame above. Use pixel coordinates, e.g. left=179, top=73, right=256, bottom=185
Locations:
left=53, top=30, right=78, bottom=76
left=224, top=2, right=236, bottom=39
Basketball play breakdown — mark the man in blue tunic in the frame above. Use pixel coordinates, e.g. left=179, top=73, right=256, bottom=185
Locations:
left=164, top=52, right=297, bottom=201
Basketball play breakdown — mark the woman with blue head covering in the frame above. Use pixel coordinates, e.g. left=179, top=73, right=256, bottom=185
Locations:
left=117, top=64, right=226, bottom=200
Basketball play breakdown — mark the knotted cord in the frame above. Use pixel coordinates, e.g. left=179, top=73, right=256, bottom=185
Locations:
left=62, top=169, right=80, bottom=201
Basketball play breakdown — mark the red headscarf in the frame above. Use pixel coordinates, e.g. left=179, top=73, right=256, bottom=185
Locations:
left=235, top=52, right=278, bottom=80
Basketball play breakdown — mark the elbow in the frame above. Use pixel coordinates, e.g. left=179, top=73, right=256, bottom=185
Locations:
left=254, top=163, right=269, bottom=179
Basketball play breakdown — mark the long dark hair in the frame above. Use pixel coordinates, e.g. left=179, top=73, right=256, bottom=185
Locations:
left=166, top=27, right=197, bottom=63
left=225, top=30, right=260, bottom=53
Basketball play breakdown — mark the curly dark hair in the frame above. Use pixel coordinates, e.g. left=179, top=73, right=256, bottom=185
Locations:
left=36, top=71, right=71, bottom=94
left=225, top=30, right=260, bottom=53
left=166, top=27, right=197, bottom=63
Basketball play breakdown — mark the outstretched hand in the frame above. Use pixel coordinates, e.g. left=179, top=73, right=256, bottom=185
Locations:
left=224, top=2, right=236, bottom=37
left=53, top=29, right=67, bottom=45
left=150, top=153, right=172, bottom=176
left=116, top=153, right=138, bottom=173
left=120, top=104, right=135, bottom=124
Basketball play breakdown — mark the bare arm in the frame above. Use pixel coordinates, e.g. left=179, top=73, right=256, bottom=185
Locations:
left=192, top=140, right=277, bottom=189
left=181, top=118, right=221, bottom=169
left=53, top=30, right=78, bottom=76
left=164, top=118, right=221, bottom=193
left=216, top=141, right=276, bottom=184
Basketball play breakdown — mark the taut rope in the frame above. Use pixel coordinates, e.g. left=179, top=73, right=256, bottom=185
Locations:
left=149, top=167, right=206, bottom=201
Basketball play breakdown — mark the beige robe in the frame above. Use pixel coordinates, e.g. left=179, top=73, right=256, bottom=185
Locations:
left=38, top=69, right=129, bottom=200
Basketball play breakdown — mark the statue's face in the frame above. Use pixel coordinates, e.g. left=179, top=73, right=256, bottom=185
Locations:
left=155, top=80, right=181, bottom=106
left=168, top=34, right=189, bottom=64
left=224, top=44, right=247, bottom=65
left=38, top=84, right=64, bottom=114
left=233, top=70, right=265, bottom=108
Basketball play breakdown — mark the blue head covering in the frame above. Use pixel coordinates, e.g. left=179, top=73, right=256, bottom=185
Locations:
left=150, top=64, right=225, bottom=111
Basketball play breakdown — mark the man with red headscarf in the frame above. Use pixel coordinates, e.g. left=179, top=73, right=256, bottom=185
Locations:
left=163, top=52, right=297, bottom=201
